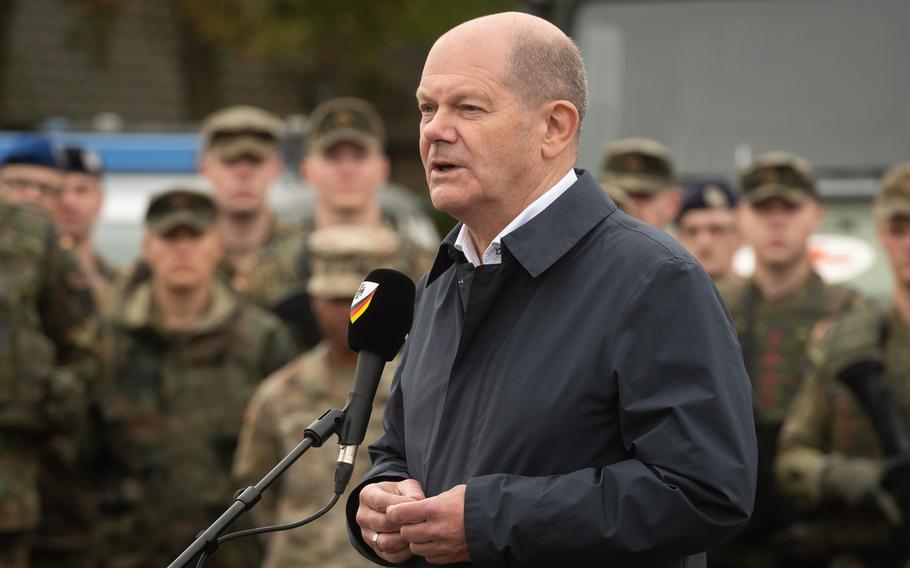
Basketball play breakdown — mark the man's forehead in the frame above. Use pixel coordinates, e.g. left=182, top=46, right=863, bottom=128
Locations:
left=1, top=163, right=62, bottom=179
left=416, top=80, right=494, bottom=102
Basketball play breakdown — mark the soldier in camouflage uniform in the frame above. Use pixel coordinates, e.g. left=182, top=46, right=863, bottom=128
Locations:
left=775, top=162, right=910, bottom=567
left=197, top=105, right=307, bottom=298
left=54, top=146, right=121, bottom=317
left=0, top=193, right=97, bottom=568
left=234, top=224, right=402, bottom=568
left=598, top=137, right=681, bottom=230
left=248, top=98, right=433, bottom=349
left=86, top=189, right=297, bottom=568
left=712, top=151, right=872, bottom=567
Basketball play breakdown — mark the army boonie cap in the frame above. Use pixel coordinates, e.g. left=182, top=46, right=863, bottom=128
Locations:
left=678, top=178, right=738, bottom=221
left=145, top=188, right=216, bottom=235
left=307, top=224, right=400, bottom=299
left=307, top=97, right=386, bottom=154
left=599, top=138, right=677, bottom=196
left=740, top=151, right=816, bottom=206
left=201, top=105, right=284, bottom=161
left=875, top=162, right=910, bottom=220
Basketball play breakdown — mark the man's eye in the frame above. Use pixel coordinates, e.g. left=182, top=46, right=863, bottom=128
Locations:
left=418, top=104, right=435, bottom=114
left=461, top=105, right=480, bottom=112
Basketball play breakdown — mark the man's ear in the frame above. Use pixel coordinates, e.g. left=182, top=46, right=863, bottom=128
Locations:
left=540, top=100, right=580, bottom=160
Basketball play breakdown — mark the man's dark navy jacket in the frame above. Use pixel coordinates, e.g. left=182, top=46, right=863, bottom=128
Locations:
left=346, top=170, right=757, bottom=567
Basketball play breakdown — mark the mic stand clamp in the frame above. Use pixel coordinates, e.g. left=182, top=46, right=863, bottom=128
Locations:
left=167, top=408, right=345, bottom=568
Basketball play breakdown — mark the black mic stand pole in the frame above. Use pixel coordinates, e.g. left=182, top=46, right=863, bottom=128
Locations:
left=167, top=408, right=345, bottom=568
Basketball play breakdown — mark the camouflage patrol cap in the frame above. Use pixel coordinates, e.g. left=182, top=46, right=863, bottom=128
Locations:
left=145, top=188, right=216, bottom=235
left=739, top=151, right=817, bottom=206
left=876, top=162, right=910, bottom=220
left=307, top=97, right=386, bottom=154
left=599, top=138, right=677, bottom=195
left=307, top=225, right=400, bottom=299
left=201, top=105, right=284, bottom=161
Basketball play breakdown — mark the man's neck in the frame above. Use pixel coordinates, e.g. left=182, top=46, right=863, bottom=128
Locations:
left=326, top=340, right=357, bottom=369
left=892, top=282, right=910, bottom=328
left=70, top=235, right=97, bottom=272
left=218, top=208, right=273, bottom=256
left=314, top=204, right=382, bottom=230
left=752, top=256, right=813, bottom=302
left=465, top=163, right=574, bottom=255
left=153, top=282, right=213, bottom=332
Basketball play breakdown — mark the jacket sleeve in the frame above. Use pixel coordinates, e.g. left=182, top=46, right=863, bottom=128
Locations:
left=345, top=342, right=412, bottom=566
left=463, top=258, right=757, bottom=566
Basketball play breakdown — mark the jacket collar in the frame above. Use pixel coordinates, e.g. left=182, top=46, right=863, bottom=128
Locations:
left=119, top=279, right=239, bottom=336
left=427, top=169, right=615, bottom=284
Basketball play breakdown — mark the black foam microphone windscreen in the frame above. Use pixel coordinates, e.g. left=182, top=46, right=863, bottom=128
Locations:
left=348, top=268, right=415, bottom=361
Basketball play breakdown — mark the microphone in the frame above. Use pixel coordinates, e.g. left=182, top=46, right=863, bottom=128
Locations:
left=335, top=269, right=415, bottom=491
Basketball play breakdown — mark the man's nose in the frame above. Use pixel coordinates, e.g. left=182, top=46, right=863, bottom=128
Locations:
left=422, top=109, right=457, bottom=144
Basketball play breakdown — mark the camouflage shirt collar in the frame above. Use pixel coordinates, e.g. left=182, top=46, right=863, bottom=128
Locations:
left=119, top=280, right=239, bottom=336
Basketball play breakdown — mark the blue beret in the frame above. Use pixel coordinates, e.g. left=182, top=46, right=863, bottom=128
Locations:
left=678, top=178, right=738, bottom=221
left=0, top=136, right=64, bottom=170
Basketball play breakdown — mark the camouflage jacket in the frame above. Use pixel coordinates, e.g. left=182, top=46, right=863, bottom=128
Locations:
left=243, top=218, right=433, bottom=351
left=233, top=343, right=396, bottom=568
left=775, top=307, right=910, bottom=555
left=0, top=199, right=97, bottom=533
left=221, top=219, right=307, bottom=303
left=245, top=217, right=433, bottom=309
left=89, top=281, right=297, bottom=567
left=722, top=271, right=872, bottom=424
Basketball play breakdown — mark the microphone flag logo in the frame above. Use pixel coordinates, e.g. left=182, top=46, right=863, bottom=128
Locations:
left=350, top=281, right=379, bottom=324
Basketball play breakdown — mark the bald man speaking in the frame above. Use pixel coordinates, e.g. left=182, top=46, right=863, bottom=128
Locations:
left=348, top=12, right=756, bottom=567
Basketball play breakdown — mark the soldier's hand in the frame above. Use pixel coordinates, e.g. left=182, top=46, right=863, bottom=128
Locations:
left=823, top=454, right=902, bottom=525
left=357, top=479, right=425, bottom=564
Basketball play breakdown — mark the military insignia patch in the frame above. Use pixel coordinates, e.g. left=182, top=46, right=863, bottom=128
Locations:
left=335, top=111, right=353, bottom=127
left=704, top=185, right=728, bottom=208
left=625, top=155, right=644, bottom=172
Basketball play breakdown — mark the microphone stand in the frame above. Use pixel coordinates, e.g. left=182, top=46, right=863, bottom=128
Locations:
left=167, top=408, right=347, bottom=568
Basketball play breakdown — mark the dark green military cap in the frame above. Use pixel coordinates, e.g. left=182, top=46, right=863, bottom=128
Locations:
left=145, top=188, right=216, bottom=235
left=599, top=138, right=677, bottom=196
left=307, top=97, right=386, bottom=153
left=739, top=151, right=817, bottom=206
left=875, top=161, right=910, bottom=220
left=201, top=105, right=284, bottom=161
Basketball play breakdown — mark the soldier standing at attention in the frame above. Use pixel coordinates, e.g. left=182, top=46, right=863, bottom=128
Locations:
left=775, top=162, right=910, bottom=567
left=87, top=189, right=296, bottom=568
left=54, top=146, right=121, bottom=316
left=598, top=137, right=681, bottom=230
left=234, top=224, right=402, bottom=568
left=0, top=193, right=97, bottom=568
left=198, top=105, right=306, bottom=299
left=675, top=177, right=742, bottom=288
left=712, top=151, right=872, bottom=567
left=249, top=98, right=433, bottom=349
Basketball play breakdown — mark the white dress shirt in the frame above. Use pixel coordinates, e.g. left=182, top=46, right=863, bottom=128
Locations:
left=454, top=169, right=577, bottom=266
